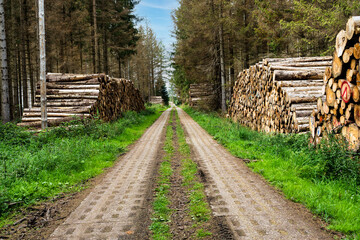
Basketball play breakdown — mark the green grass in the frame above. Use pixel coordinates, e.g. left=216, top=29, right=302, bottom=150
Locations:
left=182, top=106, right=360, bottom=237
left=150, top=109, right=175, bottom=240
left=0, top=104, right=167, bottom=226
left=175, top=110, right=212, bottom=238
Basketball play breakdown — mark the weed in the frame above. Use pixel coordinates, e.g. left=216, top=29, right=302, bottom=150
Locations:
left=196, top=228, right=212, bottom=238
left=150, top=109, right=175, bottom=240
left=0, top=104, right=167, bottom=224
left=183, top=106, right=360, bottom=236
left=175, top=110, right=212, bottom=235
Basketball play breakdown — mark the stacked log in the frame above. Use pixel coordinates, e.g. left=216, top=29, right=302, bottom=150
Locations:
left=150, top=96, right=164, bottom=105
left=310, top=16, right=360, bottom=150
left=189, top=83, right=217, bottom=111
left=18, top=73, right=144, bottom=127
left=90, top=76, right=145, bottom=122
left=228, top=56, right=332, bottom=133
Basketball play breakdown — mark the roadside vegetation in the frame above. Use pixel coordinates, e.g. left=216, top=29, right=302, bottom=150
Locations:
left=0, top=105, right=167, bottom=226
left=183, top=106, right=360, bottom=238
left=175, top=110, right=212, bottom=238
left=150, top=109, right=213, bottom=239
left=150, top=109, right=174, bottom=240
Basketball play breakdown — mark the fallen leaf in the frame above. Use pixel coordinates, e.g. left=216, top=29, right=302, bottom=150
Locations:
left=126, top=230, right=134, bottom=235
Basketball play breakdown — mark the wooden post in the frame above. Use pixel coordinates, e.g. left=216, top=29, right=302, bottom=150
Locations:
left=39, top=0, right=47, bottom=129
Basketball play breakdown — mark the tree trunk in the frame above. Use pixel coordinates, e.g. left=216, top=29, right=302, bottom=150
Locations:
left=10, top=0, right=19, bottom=120
left=93, top=0, right=98, bottom=73
left=17, top=47, right=23, bottom=116
left=24, top=0, right=33, bottom=108
left=228, top=36, right=235, bottom=101
left=20, top=0, right=28, bottom=109
left=39, top=0, right=47, bottom=129
left=103, top=29, right=108, bottom=74
left=0, top=0, right=10, bottom=122
left=118, top=57, right=122, bottom=78
left=219, top=1, right=226, bottom=113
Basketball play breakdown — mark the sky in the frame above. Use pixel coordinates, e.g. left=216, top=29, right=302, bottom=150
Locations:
left=135, top=0, right=180, bottom=53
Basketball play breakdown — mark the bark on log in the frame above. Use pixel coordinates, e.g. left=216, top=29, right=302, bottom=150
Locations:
left=273, top=70, right=324, bottom=81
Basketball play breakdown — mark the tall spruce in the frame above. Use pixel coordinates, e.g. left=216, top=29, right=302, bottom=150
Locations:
left=0, top=0, right=10, bottom=123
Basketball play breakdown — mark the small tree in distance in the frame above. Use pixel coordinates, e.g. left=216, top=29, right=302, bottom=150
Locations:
left=160, top=85, right=169, bottom=106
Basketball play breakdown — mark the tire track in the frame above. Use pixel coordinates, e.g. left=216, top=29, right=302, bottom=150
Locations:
left=49, top=109, right=170, bottom=240
left=177, top=108, right=333, bottom=240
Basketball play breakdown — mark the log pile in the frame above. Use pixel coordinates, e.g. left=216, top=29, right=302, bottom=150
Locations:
left=189, top=83, right=217, bottom=111
left=90, top=76, right=145, bottom=122
left=310, top=16, right=360, bottom=149
left=228, top=56, right=332, bottom=133
left=19, top=73, right=144, bottom=127
left=150, top=96, right=164, bottom=105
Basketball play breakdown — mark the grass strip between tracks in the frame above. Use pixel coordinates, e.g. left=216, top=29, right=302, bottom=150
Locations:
left=183, top=106, right=360, bottom=239
left=0, top=104, right=167, bottom=227
left=175, top=110, right=212, bottom=238
left=150, top=109, right=175, bottom=240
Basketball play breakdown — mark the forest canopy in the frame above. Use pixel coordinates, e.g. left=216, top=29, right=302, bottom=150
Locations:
left=171, top=0, right=360, bottom=107
left=0, top=0, right=167, bottom=122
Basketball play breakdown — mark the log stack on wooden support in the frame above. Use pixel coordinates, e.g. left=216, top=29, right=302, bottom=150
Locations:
left=150, top=96, right=164, bottom=105
left=228, top=56, right=332, bottom=133
left=189, top=83, right=217, bottom=111
left=310, top=16, right=360, bottom=150
left=18, top=73, right=144, bottom=127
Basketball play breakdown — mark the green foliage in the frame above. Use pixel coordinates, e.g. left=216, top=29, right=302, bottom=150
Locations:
left=196, top=228, right=212, bottom=238
left=160, top=85, right=170, bottom=106
left=0, top=105, right=166, bottom=220
left=170, top=64, right=193, bottom=104
left=279, top=0, right=360, bottom=56
left=183, top=106, right=360, bottom=236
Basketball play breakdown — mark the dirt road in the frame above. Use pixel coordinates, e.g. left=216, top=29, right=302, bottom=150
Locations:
left=46, top=107, right=334, bottom=239
left=49, top=109, right=170, bottom=240
left=177, top=107, right=333, bottom=239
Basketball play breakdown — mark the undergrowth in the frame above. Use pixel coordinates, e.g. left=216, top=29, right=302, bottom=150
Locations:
left=150, top=109, right=174, bottom=240
left=183, top=106, right=360, bottom=238
left=0, top=105, right=166, bottom=225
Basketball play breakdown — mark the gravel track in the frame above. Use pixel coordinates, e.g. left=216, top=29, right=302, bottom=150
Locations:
left=48, top=107, right=335, bottom=240
left=177, top=107, right=333, bottom=240
left=49, top=109, right=170, bottom=240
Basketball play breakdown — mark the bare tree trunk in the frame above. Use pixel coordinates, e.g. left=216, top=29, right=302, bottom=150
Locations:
left=20, top=0, right=28, bottom=109
left=93, top=0, right=99, bottom=73
left=228, top=37, right=235, bottom=100
left=127, top=58, right=130, bottom=80
left=103, top=29, right=108, bottom=74
left=151, top=59, right=155, bottom=95
left=39, top=0, right=47, bottom=129
left=17, top=47, right=23, bottom=116
left=219, top=1, right=226, bottom=113
left=24, top=0, right=33, bottom=108
left=6, top=0, right=14, bottom=119
left=0, top=0, right=10, bottom=122
left=118, top=57, right=122, bottom=78
left=13, top=48, right=19, bottom=119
